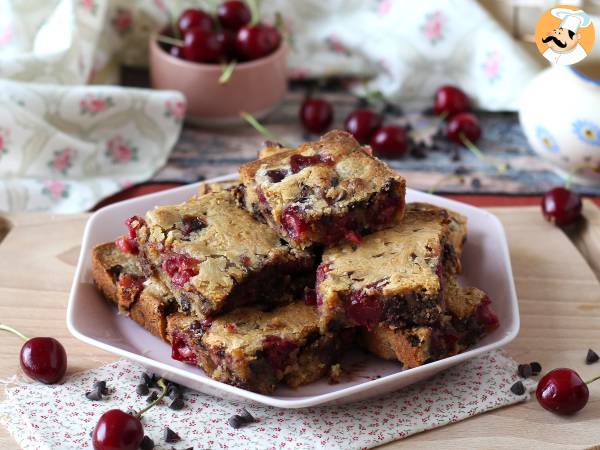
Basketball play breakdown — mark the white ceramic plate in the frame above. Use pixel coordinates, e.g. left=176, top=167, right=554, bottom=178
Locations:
left=67, top=174, right=519, bottom=409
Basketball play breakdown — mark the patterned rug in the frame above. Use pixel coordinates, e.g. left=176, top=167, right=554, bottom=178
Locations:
left=155, top=90, right=600, bottom=195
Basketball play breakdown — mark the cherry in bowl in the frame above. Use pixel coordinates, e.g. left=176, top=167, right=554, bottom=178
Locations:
left=218, top=0, right=251, bottom=31
left=178, top=8, right=213, bottom=34
left=236, top=24, right=281, bottom=61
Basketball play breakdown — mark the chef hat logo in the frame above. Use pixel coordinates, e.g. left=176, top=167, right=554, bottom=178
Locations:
left=534, top=5, right=595, bottom=66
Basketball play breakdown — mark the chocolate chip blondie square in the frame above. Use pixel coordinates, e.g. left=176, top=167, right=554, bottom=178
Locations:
left=316, top=203, right=465, bottom=332
left=127, top=190, right=315, bottom=318
left=92, top=242, right=178, bottom=341
left=239, top=130, right=406, bottom=248
left=359, top=276, right=499, bottom=368
left=167, top=302, right=350, bottom=394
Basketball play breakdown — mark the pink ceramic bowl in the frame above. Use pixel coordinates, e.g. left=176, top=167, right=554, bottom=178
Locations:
left=149, top=30, right=288, bottom=126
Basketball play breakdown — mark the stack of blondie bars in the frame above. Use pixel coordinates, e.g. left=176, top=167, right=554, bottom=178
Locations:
left=92, top=130, right=499, bottom=394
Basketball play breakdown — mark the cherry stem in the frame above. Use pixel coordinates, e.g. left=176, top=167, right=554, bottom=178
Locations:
left=247, top=0, right=260, bottom=27
left=171, top=0, right=182, bottom=39
left=585, top=375, right=600, bottom=385
left=460, top=133, right=508, bottom=174
left=0, top=324, right=29, bottom=341
left=428, top=174, right=465, bottom=194
left=240, top=111, right=291, bottom=147
left=156, top=34, right=184, bottom=47
left=135, top=378, right=167, bottom=419
left=219, top=61, right=236, bottom=85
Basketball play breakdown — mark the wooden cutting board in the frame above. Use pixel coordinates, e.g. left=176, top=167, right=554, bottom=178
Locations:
left=1, top=202, right=600, bottom=450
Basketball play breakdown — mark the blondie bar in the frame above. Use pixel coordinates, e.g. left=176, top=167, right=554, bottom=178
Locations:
left=359, top=276, right=499, bottom=368
left=239, top=130, right=406, bottom=248
left=92, top=242, right=177, bottom=341
left=167, top=302, right=349, bottom=394
left=127, top=190, right=315, bottom=317
left=316, top=203, right=465, bottom=332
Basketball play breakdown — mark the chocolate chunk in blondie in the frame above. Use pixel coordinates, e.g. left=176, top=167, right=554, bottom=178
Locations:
left=239, top=130, right=406, bottom=248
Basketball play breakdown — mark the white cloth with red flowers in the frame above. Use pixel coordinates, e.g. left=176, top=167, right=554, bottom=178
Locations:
left=0, top=350, right=535, bottom=450
left=0, top=80, right=185, bottom=213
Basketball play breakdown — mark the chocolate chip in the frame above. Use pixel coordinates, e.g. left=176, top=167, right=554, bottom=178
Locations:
left=169, top=398, right=185, bottom=410
left=530, top=361, right=542, bottom=375
left=85, top=385, right=103, bottom=401
left=93, top=380, right=108, bottom=395
left=228, top=415, right=245, bottom=429
left=140, top=373, right=151, bottom=385
left=167, top=384, right=181, bottom=399
left=266, top=169, right=288, bottom=183
left=517, top=364, right=532, bottom=379
left=586, top=348, right=599, bottom=364
left=163, top=427, right=180, bottom=443
left=146, top=391, right=159, bottom=403
left=470, top=177, right=481, bottom=189
left=510, top=381, right=526, bottom=395
left=239, top=408, right=256, bottom=423
left=182, top=215, right=206, bottom=234
left=136, top=383, right=149, bottom=396
left=140, top=435, right=155, bottom=450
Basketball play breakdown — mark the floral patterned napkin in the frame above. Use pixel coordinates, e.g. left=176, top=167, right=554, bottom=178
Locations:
left=0, top=350, right=535, bottom=450
left=0, top=80, right=185, bottom=213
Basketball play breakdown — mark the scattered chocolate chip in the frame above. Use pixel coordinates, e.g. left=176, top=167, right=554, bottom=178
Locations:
left=169, top=397, right=185, bottom=410
left=85, top=385, right=103, bottom=401
left=470, top=177, right=482, bottom=189
left=93, top=380, right=108, bottom=395
left=517, top=364, right=532, bottom=379
left=239, top=408, right=256, bottom=423
left=140, top=435, right=155, bottom=450
left=136, top=383, right=149, bottom=396
left=510, top=381, right=526, bottom=395
left=586, top=348, right=599, bottom=364
left=164, top=427, right=180, bottom=443
left=167, top=385, right=181, bottom=399
left=182, top=447, right=193, bottom=450
left=453, top=166, right=469, bottom=176
left=530, top=361, right=542, bottom=375
left=228, top=415, right=245, bottom=429
left=140, top=372, right=151, bottom=385
left=146, top=391, right=159, bottom=403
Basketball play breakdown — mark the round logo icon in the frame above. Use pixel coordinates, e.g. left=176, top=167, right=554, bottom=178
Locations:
left=535, top=5, right=595, bottom=66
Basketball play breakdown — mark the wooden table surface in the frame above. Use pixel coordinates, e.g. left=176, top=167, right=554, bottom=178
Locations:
left=1, top=201, right=600, bottom=449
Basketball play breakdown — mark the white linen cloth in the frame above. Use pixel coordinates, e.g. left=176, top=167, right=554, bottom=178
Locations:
left=0, top=0, right=543, bottom=212
left=0, top=350, right=535, bottom=450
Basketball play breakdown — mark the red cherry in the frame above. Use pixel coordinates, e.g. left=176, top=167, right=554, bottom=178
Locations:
left=19, top=336, right=67, bottom=384
left=92, top=409, right=144, bottom=450
left=300, top=98, right=333, bottom=134
left=235, top=24, right=281, bottom=61
left=369, top=125, right=408, bottom=158
left=217, top=1, right=251, bottom=31
left=344, top=108, right=383, bottom=144
left=536, top=368, right=589, bottom=415
left=181, top=28, right=223, bottom=63
left=541, top=187, right=582, bottom=226
left=446, top=112, right=481, bottom=144
left=178, top=8, right=213, bottom=34
left=216, top=29, right=237, bottom=60
left=433, top=85, right=471, bottom=117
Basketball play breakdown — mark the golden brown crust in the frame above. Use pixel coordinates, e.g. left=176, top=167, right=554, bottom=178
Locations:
left=239, top=130, right=406, bottom=247
left=197, top=180, right=240, bottom=195
left=92, top=242, right=175, bottom=341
